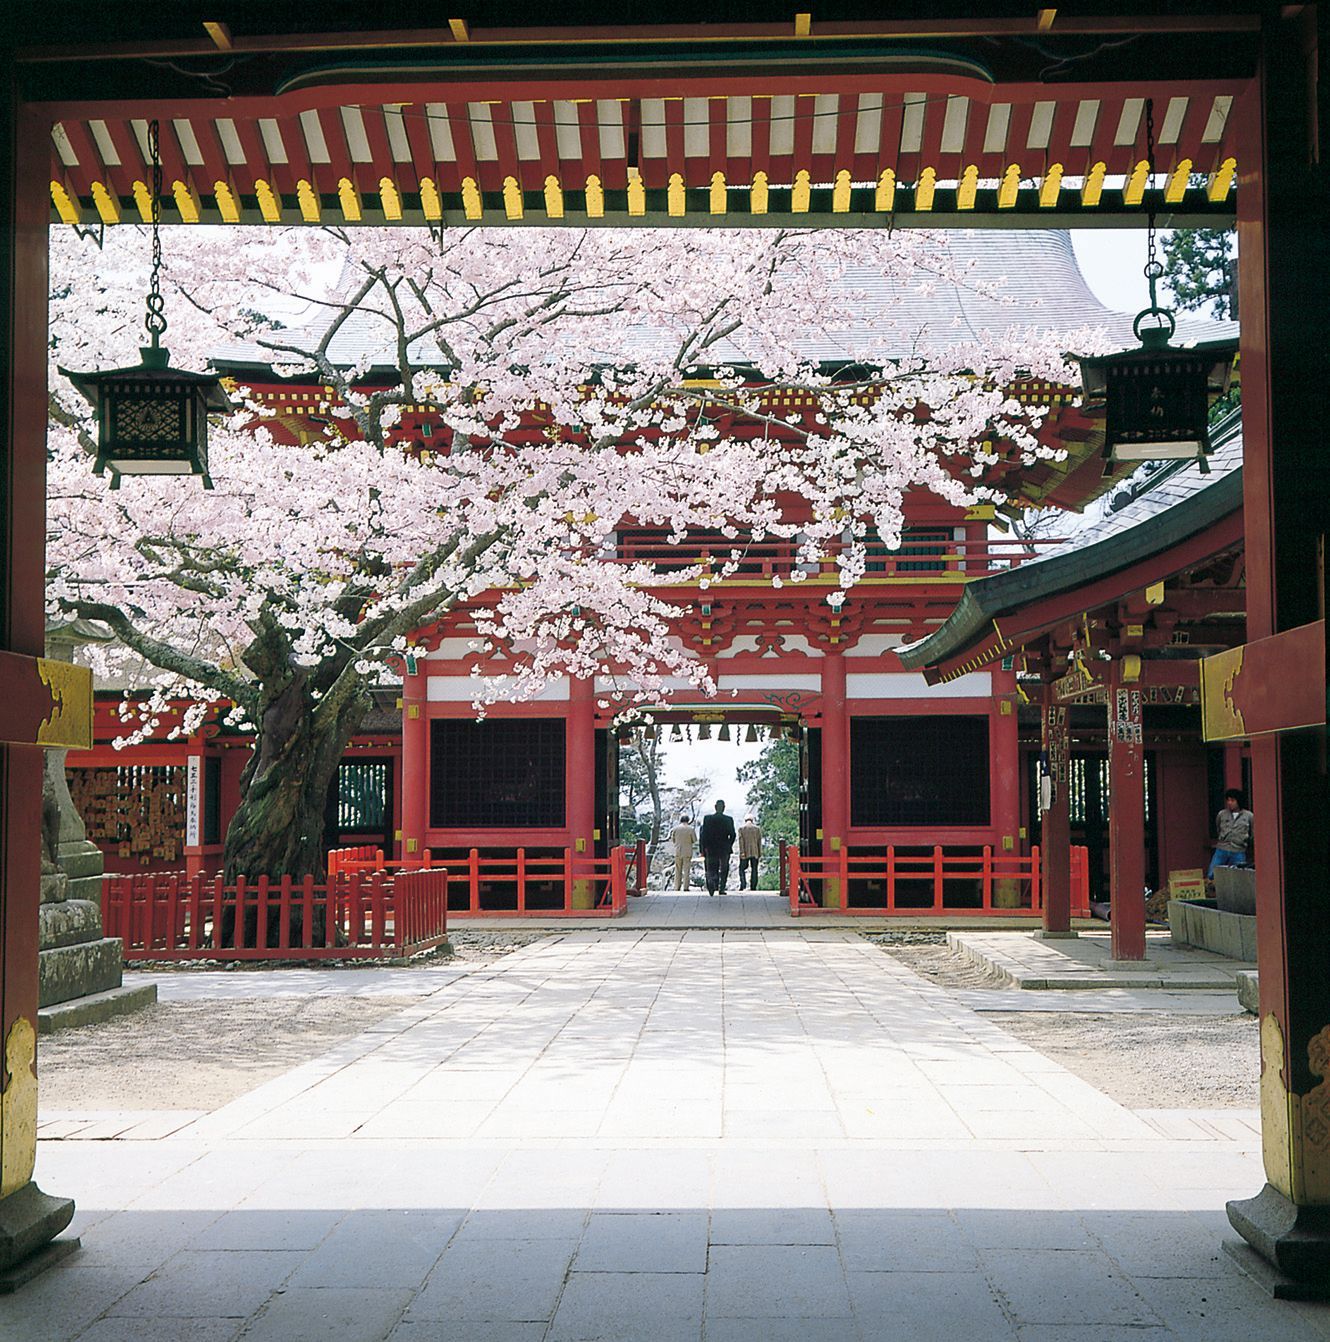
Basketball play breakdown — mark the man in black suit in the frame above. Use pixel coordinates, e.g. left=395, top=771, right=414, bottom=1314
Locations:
left=699, top=800, right=737, bottom=896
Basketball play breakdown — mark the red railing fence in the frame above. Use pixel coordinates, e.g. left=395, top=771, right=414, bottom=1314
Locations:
left=787, top=844, right=1092, bottom=917
left=102, top=867, right=449, bottom=961
left=328, top=844, right=631, bottom=918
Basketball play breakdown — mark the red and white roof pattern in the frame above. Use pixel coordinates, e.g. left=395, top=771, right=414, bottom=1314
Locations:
left=47, top=78, right=1241, bottom=227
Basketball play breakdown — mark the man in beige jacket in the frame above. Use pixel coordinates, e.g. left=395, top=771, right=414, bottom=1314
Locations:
left=670, top=814, right=697, bottom=890
left=737, top=816, right=763, bottom=891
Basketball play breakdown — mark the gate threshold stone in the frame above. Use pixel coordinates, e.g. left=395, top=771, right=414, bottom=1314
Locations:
left=947, top=929, right=1254, bottom=991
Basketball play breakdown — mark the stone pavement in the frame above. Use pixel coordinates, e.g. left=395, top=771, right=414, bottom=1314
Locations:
left=949, top=929, right=1256, bottom=991
left=8, top=929, right=1329, bottom=1341
left=454, top=889, right=1090, bottom=932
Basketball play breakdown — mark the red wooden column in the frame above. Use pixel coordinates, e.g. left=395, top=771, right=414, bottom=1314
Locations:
left=0, top=83, right=77, bottom=1276
left=1106, top=665, right=1146, bottom=961
left=820, top=652, right=848, bottom=907
left=400, top=665, right=428, bottom=862
left=567, top=677, right=596, bottom=906
left=989, top=664, right=1022, bottom=906
left=1225, top=11, right=1330, bottom=1287
left=1039, top=679, right=1073, bottom=936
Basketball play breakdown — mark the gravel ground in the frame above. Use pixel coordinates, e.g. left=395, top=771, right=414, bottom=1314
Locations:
left=991, top=1011, right=1260, bottom=1109
left=871, top=936, right=1260, bottom=1109
left=38, top=995, right=424, bottom=1112
left=437, top=929, right=551, bottom=963
left=872, top=938, right=1009, bottom=989
left=40, top=931, right=549, bottom=1113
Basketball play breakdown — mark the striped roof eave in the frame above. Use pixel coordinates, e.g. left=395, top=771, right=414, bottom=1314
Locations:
left=46, top=74, right=1243, bottom=228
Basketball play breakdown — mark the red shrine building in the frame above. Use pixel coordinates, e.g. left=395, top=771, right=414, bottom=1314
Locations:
left=65, top=230, right=1242, bottom=916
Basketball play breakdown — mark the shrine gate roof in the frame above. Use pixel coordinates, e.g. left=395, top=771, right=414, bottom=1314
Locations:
left=44, top=74, right=1242, bottom=230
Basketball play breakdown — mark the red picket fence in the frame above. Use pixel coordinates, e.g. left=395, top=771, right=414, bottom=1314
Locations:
left=787, top=845, right=1092, bottom=917
left=329, top=844, right=630, bottom=918
left=327, top=845, right=437, bottom=877
left=102, top=868, right=449, bottom=961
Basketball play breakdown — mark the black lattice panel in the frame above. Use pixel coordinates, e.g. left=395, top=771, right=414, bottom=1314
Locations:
left=850, top=716, right=990, bottom=827
left=430, top=719, right=566, bottom=829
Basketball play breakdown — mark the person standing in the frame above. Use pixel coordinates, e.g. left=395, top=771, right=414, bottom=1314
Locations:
left=699, top=800, right=737, bottom=896
left=670, top=814, right=697, bottom=891
left=1208, top=788, right=1254, bottom=878
left=737, top=815, right=763, bottom=891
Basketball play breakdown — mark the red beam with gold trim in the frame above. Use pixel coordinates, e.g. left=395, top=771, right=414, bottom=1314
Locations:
left=0, top=651, right=92, bottom=748
left=1200, top=619, right=1326, bottom=740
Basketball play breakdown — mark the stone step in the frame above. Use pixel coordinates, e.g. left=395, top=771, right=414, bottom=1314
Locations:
left=37, top=981, right=157, bottom=1034
left=37, top=937, right=124, bottom=1009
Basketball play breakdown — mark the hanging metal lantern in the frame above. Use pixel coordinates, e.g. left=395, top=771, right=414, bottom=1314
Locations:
left=670, top=722, right=683, bottom=742
left=1071, top=100, right=1236, bottom=472
left=1076, top=318, right=1236, bottom=468
left=718, top=724, right=731, bottom=742
left=60, top=120, right=230, bottom=489
left=744, top=723, right=759, bottom=743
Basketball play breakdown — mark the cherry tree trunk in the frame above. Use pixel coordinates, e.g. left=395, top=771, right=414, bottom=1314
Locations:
left=222, top=687, right=367, bottom=881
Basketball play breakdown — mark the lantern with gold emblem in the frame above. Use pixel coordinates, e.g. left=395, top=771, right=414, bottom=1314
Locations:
left=60, top=119, right=230, bottom=488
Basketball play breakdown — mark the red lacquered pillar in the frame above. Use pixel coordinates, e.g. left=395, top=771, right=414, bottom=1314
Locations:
left=820, top=652, right=848, bottom=908
left=1039, top=680, right=1073, bottom=936
left=567, top=677, right=596, bottom=906
left=400, top=665, right=429, bottom=863
left=1226, top=12, right=1330, bottom=1285
left=0, top=87, right=76, bottom=1277
left=990, top=664, right=1022, bottom=907
left=1106, top=664, right=1146, bottom=961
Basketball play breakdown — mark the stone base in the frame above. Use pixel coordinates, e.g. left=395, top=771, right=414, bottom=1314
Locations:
left=1168, top=898, right=1258, bottom=960
left=38, top=981, right=157, bottom=1034
left=1033, top=929, right=1080, bottom=940
left=38, top=897, right=105, bottom=949
left=1228, top=1183, right=1330, bottom=1291
left=0, top=1182, right=76, bottom=1285
left=38, top=936, right=124, bottom=1009
left=1223, top=1240, right=1330, bottom=1301
left=1106, top=958, right=1156, bottom=969
left=1236, top=970, right=1259, bottom=1015
left=57, top=840, right=105, bottom=906
left=1214, top=864, right=1257, bottom=915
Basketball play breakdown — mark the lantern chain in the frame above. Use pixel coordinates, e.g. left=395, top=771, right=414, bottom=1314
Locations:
left=145, top=118, right=167, bottom=346
left=1143, top=98, right=1161, bottom=313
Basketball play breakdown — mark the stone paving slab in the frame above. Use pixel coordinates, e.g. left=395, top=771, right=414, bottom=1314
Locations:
left=11, top=931, right=1329, bottom=1342
left=128, top=966, right=470, bottom=1002
left=954, top=990, right=1247, bottom=1014
left=453, top=890, right=1091, bottom=933
left=948, top=930, right=1255, bottom=991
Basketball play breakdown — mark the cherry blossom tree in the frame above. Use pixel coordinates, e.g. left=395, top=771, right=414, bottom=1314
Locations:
left=47, top=222, right=1089, bottom=879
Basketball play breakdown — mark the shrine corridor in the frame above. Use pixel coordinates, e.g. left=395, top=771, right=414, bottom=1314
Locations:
left=9, top=932, right=1327, bottom=1341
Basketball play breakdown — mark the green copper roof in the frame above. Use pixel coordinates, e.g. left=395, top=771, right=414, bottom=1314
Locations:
left=898, top=460, right=1244, bottom=674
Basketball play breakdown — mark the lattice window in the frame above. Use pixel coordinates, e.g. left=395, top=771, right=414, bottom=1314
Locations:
left=864, top=526, right=952, bottom=574
left=67, top=765, right=186, bottom=863
left=850, top=716, right=990, bottom=827
left=337, top=760, right=390, bottom=832
left=430, top=719, right=566, bottom=829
